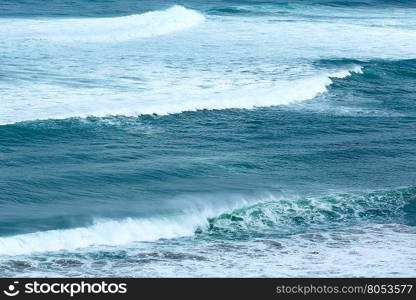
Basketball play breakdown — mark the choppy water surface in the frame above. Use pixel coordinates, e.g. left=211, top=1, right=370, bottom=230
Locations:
left=0, top=0, right=415, bottom=277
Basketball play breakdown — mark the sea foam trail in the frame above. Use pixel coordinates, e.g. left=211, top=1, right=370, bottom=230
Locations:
left=0, top=5, right=204, bottom=43
left=0, top=66, right=362, bottom=126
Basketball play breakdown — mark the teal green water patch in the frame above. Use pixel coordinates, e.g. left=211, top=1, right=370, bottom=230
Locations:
left=206, top=187, right=416, bottom=237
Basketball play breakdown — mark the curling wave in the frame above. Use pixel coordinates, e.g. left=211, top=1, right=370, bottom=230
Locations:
left=208, top=187, right=415, bottom=234
left=0, top=186, right=413, bottom=256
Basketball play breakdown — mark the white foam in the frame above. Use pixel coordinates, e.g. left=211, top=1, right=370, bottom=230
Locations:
left=0, top=66, right=361, bottom=125
left=0, top=5, right=204, bottom=43
left=3, top=223, right=415, bottom=277
left=0, top=217, right=203, bottom=255
left=136, top=223, right=416, bottom=277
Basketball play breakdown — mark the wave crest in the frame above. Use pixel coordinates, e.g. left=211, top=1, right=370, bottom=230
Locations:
left=0, top=66, right=362, bottom=126
left=0, top=187, right=414, bottom=256
left=2, top=5, right=204, bottom=43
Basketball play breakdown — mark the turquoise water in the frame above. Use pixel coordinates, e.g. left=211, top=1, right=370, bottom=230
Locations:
left=0, top=0, right=416, bottom=277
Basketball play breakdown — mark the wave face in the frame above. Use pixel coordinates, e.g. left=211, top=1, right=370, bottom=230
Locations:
left=208, top=188, right=415, bottom=235
left=1, top=0, right=416, bottom=277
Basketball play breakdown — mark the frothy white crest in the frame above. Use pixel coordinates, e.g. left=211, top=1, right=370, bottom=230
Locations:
left=0, top=66, right=361, bottom=125
left=0, top=217, right=203, bottom=255
left=0, top=5, right=205, bottom=43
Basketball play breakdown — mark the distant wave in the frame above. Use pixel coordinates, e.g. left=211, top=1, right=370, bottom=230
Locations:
left=0, top=5, right=204, bottom=43
left=0, top=186, right=412, bottom=256
left=0, top=66, right=362, bottom=126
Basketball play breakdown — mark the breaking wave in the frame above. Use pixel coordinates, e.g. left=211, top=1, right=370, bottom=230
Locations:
left=0, top=5, right=204, bottom=43
left=0, top=66, right=361, bottom=126
left=0, top=186, right=413, bottom=256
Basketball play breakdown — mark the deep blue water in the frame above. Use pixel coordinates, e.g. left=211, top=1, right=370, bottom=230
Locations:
left=0, top=0, right=415, bottom=277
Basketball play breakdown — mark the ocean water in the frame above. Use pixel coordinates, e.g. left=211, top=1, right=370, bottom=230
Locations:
left=0, top=0, right=415, bottom=277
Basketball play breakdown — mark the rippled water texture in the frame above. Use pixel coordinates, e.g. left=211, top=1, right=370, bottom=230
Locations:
left=0, top=0, right=415, bottom=277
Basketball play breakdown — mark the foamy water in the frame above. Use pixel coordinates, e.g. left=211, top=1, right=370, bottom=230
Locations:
left=1, top=0, right=416, bottom=277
